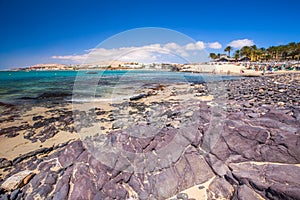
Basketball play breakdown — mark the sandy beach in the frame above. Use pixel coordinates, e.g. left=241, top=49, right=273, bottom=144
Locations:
left=0, top=72, right=300, bottom=199
left=180, top=63, right=300, bottom=77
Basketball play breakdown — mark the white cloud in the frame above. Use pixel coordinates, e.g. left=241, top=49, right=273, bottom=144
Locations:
left=207, top=42, right=222, bottom=49
left=52, top=45, right=166, bottom=63
left=185, top=41, right=205, bottom=50
left=228, top=39, right=254, bottom=48
left=163, top=43, right=189, bottom=57
left=52, top=41, right=213, bottom=64
left=163, top=42, right=181, bottom=50
left=51, top=55, right=88, bottom=62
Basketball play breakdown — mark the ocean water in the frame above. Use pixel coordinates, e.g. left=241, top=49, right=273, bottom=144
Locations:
left=0, top=70, right=240, bottom=104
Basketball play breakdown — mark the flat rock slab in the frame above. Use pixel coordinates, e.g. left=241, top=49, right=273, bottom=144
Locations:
left=230, top=162, right=300, bottom=199
left=1, top=170, right=35, bottom=191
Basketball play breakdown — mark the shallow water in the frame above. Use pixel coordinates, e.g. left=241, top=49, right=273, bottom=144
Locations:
left=0, top=70, right=240, bottom=104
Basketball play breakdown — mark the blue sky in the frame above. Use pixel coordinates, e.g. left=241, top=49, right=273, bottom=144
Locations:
left=0, top=0, right=299, bottom=68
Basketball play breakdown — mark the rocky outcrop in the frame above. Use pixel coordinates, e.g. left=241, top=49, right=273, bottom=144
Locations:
left=0, top=73, right=300, bottom=199
left=230, top=162, right=300, bottom=200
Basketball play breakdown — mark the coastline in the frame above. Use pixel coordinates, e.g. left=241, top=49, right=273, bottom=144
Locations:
left=0, top=73, right=300, bottom=199
left=4, top=63, right=300, bottom=78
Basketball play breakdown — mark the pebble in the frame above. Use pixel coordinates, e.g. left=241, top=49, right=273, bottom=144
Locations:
left=130, top=93, right=147, bottom=101
left=0, top=158, right=12, bottom=169
left=177, top=193, right=188, bottom=200
left=247, top=113, right=260, bottom=118
left=23, top=130, right=35, bottom=140
left=198, top=186, right=205, bottom=190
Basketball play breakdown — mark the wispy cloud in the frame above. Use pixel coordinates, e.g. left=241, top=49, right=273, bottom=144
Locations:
left=207, top=42, right=222, bottom=49
left=52, top=40, right=227, bottom=64
left=228, top=39, right=254, bottom=48
left=52, top=55, right=89, bottom=62
left=52, top=41, right=219, bottom=63
left=185, top=41, right=205, bottom=50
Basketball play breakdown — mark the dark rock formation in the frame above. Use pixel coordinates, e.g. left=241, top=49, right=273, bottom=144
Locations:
left=1, top=73, right=300, bottom=199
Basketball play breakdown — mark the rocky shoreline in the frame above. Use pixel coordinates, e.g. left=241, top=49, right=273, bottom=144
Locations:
left=0, top=73, right=300, bottom=200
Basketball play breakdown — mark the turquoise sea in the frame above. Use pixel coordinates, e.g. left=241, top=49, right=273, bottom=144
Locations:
left=0, top=70, right=240, bottom=104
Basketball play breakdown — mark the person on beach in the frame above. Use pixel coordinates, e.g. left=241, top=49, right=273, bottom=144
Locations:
left=262, top=66, right=266, bottom=75
left=268, top=65, right=273, bottom=73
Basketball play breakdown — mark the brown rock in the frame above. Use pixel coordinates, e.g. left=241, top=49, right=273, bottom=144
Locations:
left=230, top=162, right=300, bottom=200
left=184, top=153, right=214, bottom=184
left=153, top=168, right=178, bottom=198
left=207, top=177, right=234, bottom=200
left=234, top=185, right=264, bottom=200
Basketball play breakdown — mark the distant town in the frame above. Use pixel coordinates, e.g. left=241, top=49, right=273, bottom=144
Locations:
left=10, top=60, right=300, bottom=74
left=11, top=62, right=183, bottom=71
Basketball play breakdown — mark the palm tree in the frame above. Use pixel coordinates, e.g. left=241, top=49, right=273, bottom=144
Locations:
left=209, top=53, right=218, bottom=60
left=287, top=42, right=297, bottom=60
left=250, top=45, right=258, bottom=61
left=233, top=50, right=240, bottom=61
left=255, top=48, right=264, bottom=61
left=296, top=42, right=300, bottom=60
left=240, top=46, right=251, bottom=58
left=210, top=41, right=300, bottom=62
left=258, top=48, right=266, bottom=61
left=267, top=46, right=282, bottom=61
left=224, top=46, right=233, bottom=57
